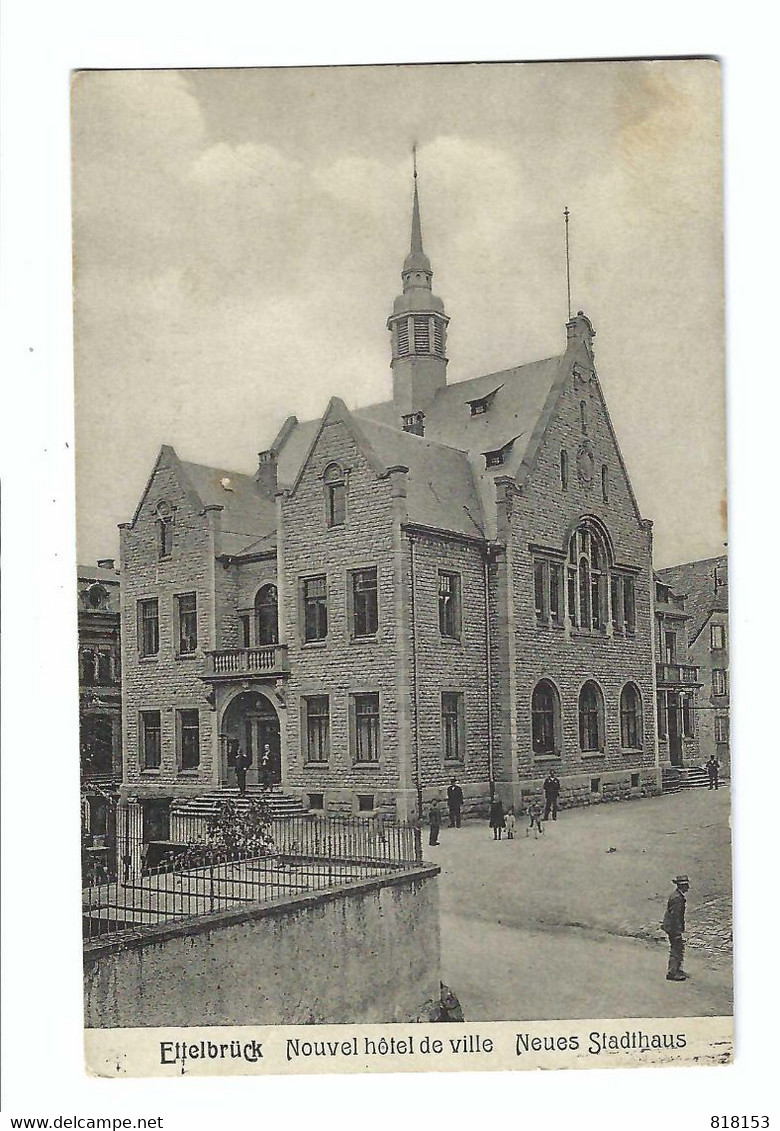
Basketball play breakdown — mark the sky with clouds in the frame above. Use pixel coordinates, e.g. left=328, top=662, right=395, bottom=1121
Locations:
left=72, top=61, right=724, bottom=569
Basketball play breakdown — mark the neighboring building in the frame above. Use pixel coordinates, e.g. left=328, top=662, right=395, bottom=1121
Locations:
left=118, top=172, right=662, bottom=840
left=653, top=574, right=701, bottom=769
left=78, top=560, right=122, bottom=868
left=658, top=555, right=729, bottom=773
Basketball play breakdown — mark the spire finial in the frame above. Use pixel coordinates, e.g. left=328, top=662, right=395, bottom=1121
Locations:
left=407, top=145, right=426, bottom=265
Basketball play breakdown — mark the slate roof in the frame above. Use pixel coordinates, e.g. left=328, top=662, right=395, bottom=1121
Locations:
left=353, top=356, right=563, bottom=477
left=657, top=555, right=729, bottom=643
left=77, top=564, right=120, bottom=585
left=355, top=417, right=485, bottom=539
left=179, top=460, right=277, bottom=557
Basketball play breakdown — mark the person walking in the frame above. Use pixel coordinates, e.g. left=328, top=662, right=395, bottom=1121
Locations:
left=543, top=772, right=561, bottom=821
left=428, top=799, right=441, bottom=846
left=233, top=743, right=251, bottom=797
left=488, top=795, right=505, bottom=841
left=447, top=777, right=464, bottom=828
left=662, top=874, right=690, bottom=981
left=706, top=756, right=720, bottom=790
left=526, top=799, right=544, bottom=838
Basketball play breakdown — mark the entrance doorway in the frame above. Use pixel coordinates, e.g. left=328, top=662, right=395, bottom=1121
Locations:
left=667, top=692, right=683, bottom=767
left=221, top=691, right=281, bottom=787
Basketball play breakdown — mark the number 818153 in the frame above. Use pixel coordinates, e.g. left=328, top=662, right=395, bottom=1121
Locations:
left=711, top=1119, right=769, bottom=1128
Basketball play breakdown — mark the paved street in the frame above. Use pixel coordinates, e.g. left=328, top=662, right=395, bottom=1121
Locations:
left=433, top=787, right=732, bottom=1021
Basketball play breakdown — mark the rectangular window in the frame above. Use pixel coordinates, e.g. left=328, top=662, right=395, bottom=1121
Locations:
left=240, top=614, right=251, bottom=648
left=630, top=773, right=640, bottom=789
left=351, top=568, right=378, bottom=637
left=710, top=624, right=726, bottom=650
left=534, top=561, right=545, bottom=622
left=303, top=576, right=328, bottom=642
left=327, top=482, right=346, bottom=527
left=81, top=715, right=114, bottom=773
left=352, top=693, right=380, bottom=763
left=715, top=715, right=729, bottom=743
left=80, top=648, right=96, bottom=684
left=396, top=319, right=410, bottom=357
left=141, top=710, right=161, bottom=770
left=304, top=696, right=330, bottom=763
left=138, top=599, right=159, bottom=657
left=441, top=692, right=464, bottom=762
left=178, top=709, right=200, bottom=770
left=656, top=691, right=667, bottom=740
left=549, top=563, right=563, bottom=624
left=358, top=794, right=375, bottom=812
left=96, top=650, right=113, bottom=685
left=624, top=577, right=636, bottom=634
left=712, top=669, right=728, bottom=697
left=438, top=571, right=461, bottom=639
left=681, top=695, right=694, bottom=738
left=159, top=517, right=173, bottom=559
left=610, top=574, right=623, bottom=633
left=664, top=631, right=677, bottom=665
left=142, top=799, right=170, bottom=843
left=176, top=593, right=198, bottom=654
left=308, top=792, right=324, bottom=811
left=590, top=777, right=601, bottom=794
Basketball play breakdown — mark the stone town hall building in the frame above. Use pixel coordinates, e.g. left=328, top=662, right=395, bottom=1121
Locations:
left=119, top=175, right=664, bottom=834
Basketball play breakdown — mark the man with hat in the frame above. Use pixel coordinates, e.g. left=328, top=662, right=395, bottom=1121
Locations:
left=662, top=874, right=690, bottom=981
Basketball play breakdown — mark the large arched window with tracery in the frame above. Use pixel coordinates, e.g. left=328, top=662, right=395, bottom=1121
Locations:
left=531, top=679, right=561, bottom=756
left=567, top=522, right=608, bottom=630
left=254, top=584, right=278, bottom=646
left=620, top=683, right=643, bottom=749
left=579, top=680, right=605, bottom=752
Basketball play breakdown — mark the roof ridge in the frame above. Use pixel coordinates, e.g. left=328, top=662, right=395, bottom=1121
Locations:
left=360, top=416, right=470, bottom=456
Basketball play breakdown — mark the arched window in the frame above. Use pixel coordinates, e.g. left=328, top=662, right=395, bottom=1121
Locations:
left=531, top=679, right=561, bottom=756
left=560, top=449, right=569, bottom=490
left=323, top=464, right=347, bottom=528
left=620, top=683, right=643, bottom=749
left=254, top=584, right=278, bottom=646
left=579, top=681, right=604, bottom=752
left=567, top=522, right=607, bottom=630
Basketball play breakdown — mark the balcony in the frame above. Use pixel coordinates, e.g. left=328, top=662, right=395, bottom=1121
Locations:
left=656, top=662, right=701, bottom=687
left=203, top=644, right=290, bottom=681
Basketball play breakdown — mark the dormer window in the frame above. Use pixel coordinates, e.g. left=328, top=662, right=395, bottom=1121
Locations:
left=323, top=463, right=347, bottom=528
left=483, top=433, right=517, bottom=469
left=402, top=412, right=425, bottom=436
left=467, top=385, right=503, bottom=416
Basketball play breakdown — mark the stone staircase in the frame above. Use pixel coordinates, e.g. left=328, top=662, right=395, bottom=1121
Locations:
left=661, top=766, right=711, bottom=794
left=172, top=786, right=307, bottom=820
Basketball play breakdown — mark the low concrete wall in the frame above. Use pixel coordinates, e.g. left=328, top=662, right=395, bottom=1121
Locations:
left=84, top=865, right=440, bottom=1028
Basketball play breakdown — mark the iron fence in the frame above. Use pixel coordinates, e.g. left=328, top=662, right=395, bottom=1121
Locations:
left=84, top=810, right=421, bottom=942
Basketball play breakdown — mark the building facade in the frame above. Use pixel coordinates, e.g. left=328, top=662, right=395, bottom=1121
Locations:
left=657, top=556, right=729, bottom=773
left=118, top=175, right=664, bottom=835
left=78, top=560, right=122, bottom=867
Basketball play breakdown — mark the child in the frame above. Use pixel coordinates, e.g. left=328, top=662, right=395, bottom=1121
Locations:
left=505, top=809, right=516, bottom=839
left=526, top=800, right=543, bottom=839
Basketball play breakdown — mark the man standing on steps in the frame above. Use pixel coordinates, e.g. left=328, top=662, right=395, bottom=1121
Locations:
left=543, top=772, right=561, bottom=821
left=234, top=742, right=251, bottom=797
left=706, top=755, right=720, bottom=790
left=662, top=874, right=690, bottom=981
left=447, top=777, right=464, bottom=828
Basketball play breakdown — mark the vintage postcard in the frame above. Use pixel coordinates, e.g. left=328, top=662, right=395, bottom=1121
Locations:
left=73, top=60, right=731, bottom=1076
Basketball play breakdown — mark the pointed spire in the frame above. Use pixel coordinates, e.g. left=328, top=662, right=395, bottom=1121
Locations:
left=404, top=145, right=431, bottom=275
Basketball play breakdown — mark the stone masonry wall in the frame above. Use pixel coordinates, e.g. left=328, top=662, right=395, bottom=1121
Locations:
left=84, top=866, right=440, bottom=1028
left=120, top=454, right=217, bottom=797
left=505, top=361, right=658, bottom=807
left=281, top=419, right=403, bottom=814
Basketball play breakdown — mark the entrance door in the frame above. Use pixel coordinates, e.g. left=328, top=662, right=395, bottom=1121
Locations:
left=667, top=692, right=683, bottom=766
left=221, top=691, right=281, bottom=787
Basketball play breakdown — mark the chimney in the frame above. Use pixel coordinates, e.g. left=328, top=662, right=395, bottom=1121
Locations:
left=401, top=411, right=425, bottom=437
left=566, top=310, right=595, bottom=351
left=256, top=449, right=278, bottom=496
left=97, top=558, right=116, bottom=570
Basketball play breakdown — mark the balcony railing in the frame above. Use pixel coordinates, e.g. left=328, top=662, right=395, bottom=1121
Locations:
left=656, top=661, right=700, bottom=686
left=204, top=644, right=290, bottom=679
